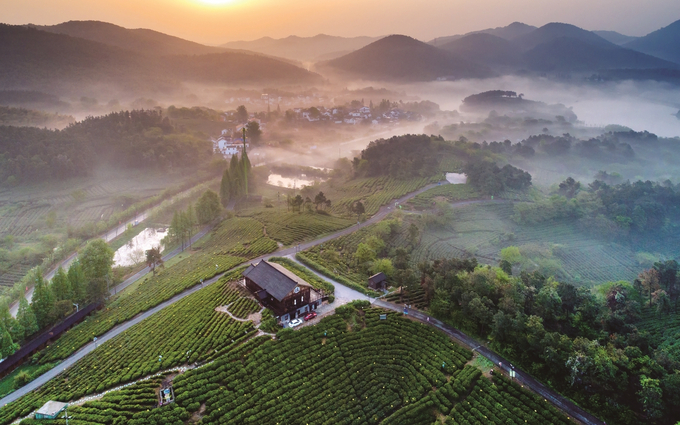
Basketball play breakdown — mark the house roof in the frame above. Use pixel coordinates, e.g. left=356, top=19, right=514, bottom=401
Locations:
left=368, top=272, right=387, bottom=284
left=243, top=260, right=312, bottom=302
left=36, top=401, right=68, bottom=416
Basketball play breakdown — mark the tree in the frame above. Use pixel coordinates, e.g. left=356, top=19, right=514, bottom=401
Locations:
left=639, top=268, right=661, bottom=307
left=31, top=270, right=55, bottom=329
left=146, top=247, right=164, bottom=275
left=80, top=239, right=114, bottom=303
left=499, top=259, right=513, bottom=275
left=354, top=243, right=376, bottom=270
left=51, top=267, right=72, bottom=302
left=236, top=105, right=248, bottom=123
left=67, top=260, right=87, bottom=304
left=219, top=167, right=231, bottom=207
left=0, top=322, right=17, bottom=359
left=314, top=192, right=328, bottom=211
left=408, top=223, right=419, bottom=245
left=245, top=121, right=262, bottom=143
left=17, top=297, right=38, bottom=339
left=371, top=258, right=395, bottom=278
left=0, top=302, right=22, bottom=343
left=638, top=375, right=664, bottom=420
left=558, top=177, right=581, bottom=199
left=351, top=200, right=365, bottom=221
left=195, top=190, right=221, bottom=224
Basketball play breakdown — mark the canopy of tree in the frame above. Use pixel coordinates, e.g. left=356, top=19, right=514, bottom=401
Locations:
left=420, top=257, right=680, bottom=424
left=0, top=110, right=212, bottom=184
left=513, top=178, right=680, bottom=238
left=354, top=134, right=446, bottom=178
left=464, top=160, right=532, bottom=195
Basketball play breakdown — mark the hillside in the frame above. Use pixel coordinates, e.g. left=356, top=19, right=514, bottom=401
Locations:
left=439, top=33, right=523, bottom=68
left=430, top=22, right=536, bottom=46
left=513, top=22, right=613, bottom=50
left=31, top=20, right=225, bottom=56
left=625, top=19, right=680, bottom=64
left=593, top=30, right=639, bottom=45
left=523, top=36, right=676, bottom=72
left=0, top=24, right=321, bottom=95
left=319, top=35, right=493, bottom=81
left=222, top=34, right=380, bottom=62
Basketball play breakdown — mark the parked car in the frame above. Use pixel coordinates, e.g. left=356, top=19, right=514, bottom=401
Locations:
left=288, top=318, right=303, bottom=328
left=304, top=311, right=318, bottom=321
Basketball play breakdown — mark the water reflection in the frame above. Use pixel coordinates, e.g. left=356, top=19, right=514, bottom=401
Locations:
left=446, top=173, right=467, bottom=184
left=266, top=174, right=325, bottom=188
left=113, top=227, right=168, bottom=267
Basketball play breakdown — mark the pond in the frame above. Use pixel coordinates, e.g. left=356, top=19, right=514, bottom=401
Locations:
left=266, top=174, right=325, bottom=189
left=446, top=173, right=467, bottom=184
left=113, top=227, right=167, bottom=267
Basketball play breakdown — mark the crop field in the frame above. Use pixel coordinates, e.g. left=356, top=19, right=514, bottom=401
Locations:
left=411, top=202, right=642, bottom=286
left=169, top=306, right=570, bottom=425
left=635, top=307, right=680, bottom=347
left=239, top=209, right=354, bottom=246
left=227, top=296, right=261, bottom=319
left=329, top=176, right=436, bottom=216
left=0, top=272, right=258, bottom=424
left=407, top=184, right=480, bottom=210
left=33, top=217, right=278, bottom=364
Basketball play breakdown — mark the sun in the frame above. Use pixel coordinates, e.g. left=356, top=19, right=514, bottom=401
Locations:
left=194, top=0, right=235, bottom=4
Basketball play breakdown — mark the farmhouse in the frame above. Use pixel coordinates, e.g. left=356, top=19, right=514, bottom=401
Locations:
left=368, top=272, right=388, bottom=290
left=243, top=260, right=322, bottom=323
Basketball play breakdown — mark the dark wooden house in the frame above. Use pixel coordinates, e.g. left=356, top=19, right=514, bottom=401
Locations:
left=243, top=260, right=321, bottom=323
left=368, top=272, right=388, bottom=290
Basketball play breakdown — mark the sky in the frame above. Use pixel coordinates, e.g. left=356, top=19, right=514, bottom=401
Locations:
left=1, top=0, right=679, bottom=44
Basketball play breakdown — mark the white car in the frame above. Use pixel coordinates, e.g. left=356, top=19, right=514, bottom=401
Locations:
left=288, top=318, right=303, bottom=328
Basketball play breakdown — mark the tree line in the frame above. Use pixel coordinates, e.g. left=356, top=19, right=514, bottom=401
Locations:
left=0, top=239, right=114, bottom=359
left=0, top=110, right=213, bottom=185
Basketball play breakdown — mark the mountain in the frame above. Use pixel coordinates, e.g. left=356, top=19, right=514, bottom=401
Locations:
left=319, top=35, right=493, bottom=82
left=221, top=34, right=381, bottom=62
left=624, top=19, right=680, bottom=64
left=30, top=20, right=225, bottom=56
left=593, top=30, right=639, bottom=45
left=0, top=24, right=321, bottom=96
left=512, top=22, right=613, bottom=51
left=523, top=36, right=675, bottom=72
left=430, top=22, right=536, bottom=46
left=439, top=33, right=522, bottom=68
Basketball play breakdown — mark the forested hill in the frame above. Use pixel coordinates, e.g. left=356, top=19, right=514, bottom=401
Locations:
left=0, top=110, right=213, bottom=185
left=0, top=25, right=321, bottom=95
left=30, top=20, right=225, bottom=57
left=320, top=35, right=494, bottom=81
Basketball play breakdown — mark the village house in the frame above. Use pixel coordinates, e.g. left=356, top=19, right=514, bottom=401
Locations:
left=243, top=260, right=323, bottom=323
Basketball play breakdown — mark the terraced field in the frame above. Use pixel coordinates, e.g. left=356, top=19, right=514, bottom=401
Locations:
left=0, top=273, right=257, bottom=424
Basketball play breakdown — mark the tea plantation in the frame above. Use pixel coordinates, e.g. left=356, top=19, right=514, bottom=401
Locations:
left=33, top=217, right=277, bottom=364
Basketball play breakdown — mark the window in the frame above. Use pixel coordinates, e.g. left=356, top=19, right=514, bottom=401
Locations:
left=294, top=299, right=297, bottom=306
left=301, top=296, right=304, bottom=302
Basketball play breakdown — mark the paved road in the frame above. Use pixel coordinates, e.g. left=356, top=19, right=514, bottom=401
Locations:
left=372, top=299, right=603, bottom=425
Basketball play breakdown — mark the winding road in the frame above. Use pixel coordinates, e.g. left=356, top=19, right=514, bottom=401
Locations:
left=0, top=184, right=604, bottom=425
